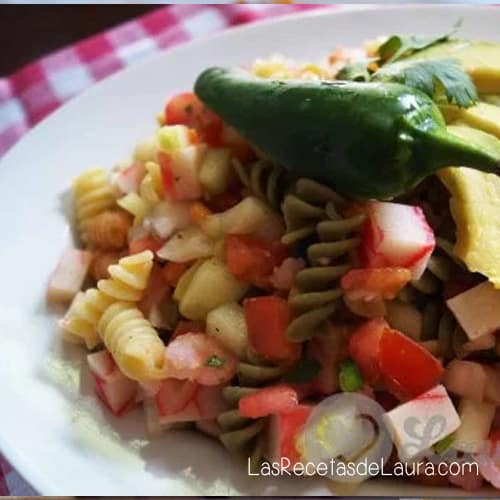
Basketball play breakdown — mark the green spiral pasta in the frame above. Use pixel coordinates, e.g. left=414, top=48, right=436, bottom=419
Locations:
left=218, top=360, right=285, bottom=472
left=233, top=159, right=289, bottom=210
left=287, top=210, right=366, bottom=342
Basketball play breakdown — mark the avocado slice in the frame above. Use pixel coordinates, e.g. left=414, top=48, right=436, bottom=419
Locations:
left=438, top=124, right=500, bottom=288
left=441, top=101, right=500, bottom=139
left=408, top=40, right=500, bottom=94
left=482, top=94, right=500, bottom=107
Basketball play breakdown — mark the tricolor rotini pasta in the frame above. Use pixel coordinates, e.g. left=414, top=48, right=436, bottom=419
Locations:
left=72, top=168, right=116, bottom=243
left=97, top=301, right=166, bottom=381
left=97, top=250, right=154, bottom=302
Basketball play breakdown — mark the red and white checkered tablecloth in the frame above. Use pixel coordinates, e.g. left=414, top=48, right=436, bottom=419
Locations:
left=0, top=3, right=325, bottom=160
left=0, top=3, right=326, bottom=495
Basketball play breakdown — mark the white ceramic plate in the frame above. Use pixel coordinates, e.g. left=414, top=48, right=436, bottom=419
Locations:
left=1, top=5, right=498, bottom=496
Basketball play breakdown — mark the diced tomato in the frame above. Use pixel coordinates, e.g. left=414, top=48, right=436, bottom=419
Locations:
left=341, top=267, right=412, bottom=300
left=349, top=318, right=444, bottom=401
left=170, top=320, right=205, bottom=340
left=164, top=92, right=223, bottom=146
left=163, top=261, right=192, bottom=287
left=244, top=296, right=300, bottom=363
left=348, top=318, right=386, bottom=386
left=239, top=385, right=298, bottom=419
left=225, top=235, right=288, bottom=288
left=138, top=264, right=170, bottom=316
left=156, top=378, right=198, bottom=416
left=379, top=327, right=444, bottom=400
left=129, top=236, right=163, bottom=255
left=206, top=190, right=242, bottom=213
left=221, top=125, right=255, bottom=163
left=158, top=152, right=177, bottom=198
left=268, top=404, right=312, bottom=466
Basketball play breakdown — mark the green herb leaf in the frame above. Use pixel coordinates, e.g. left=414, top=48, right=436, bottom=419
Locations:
left=433, top=433, right=454, bottom=455
left=377, top=20, right=461, bottom=64
left=338, top=359, right=364, bottom=392
left=206, top=355, right=225, bottom=368
left=373, top=58, right=477, bottom=108
left=336, top=59, right=375, bottom=82
left=283, top=358, right=321, bottom=383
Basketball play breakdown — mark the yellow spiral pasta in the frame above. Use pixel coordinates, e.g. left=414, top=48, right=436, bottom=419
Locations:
left=97, top=250, right=154, bottom=301
left=72, top=168, right=116, bottom=243
left=97, top=301, right=166, bottom=381
left=117, top=161, right=163, bottom=224
left=61, top=288, right=114, bottom=349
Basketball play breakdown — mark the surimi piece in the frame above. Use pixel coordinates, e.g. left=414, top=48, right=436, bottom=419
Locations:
left=47, top=248, right=93, bottom=303
left=447, top=281, right=500, bottom=340
left=361, top=201, right=435, bottom=280
left=88, top=350, right=138, bottom=417
left=383, top=385, right=460, bottom=460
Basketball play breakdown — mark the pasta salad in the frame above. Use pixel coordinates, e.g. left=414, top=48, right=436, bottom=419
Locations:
left=47, top=32, right=500, bottom=492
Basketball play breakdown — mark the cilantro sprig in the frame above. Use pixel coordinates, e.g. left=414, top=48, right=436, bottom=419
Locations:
left=373, top=58, right=478, bottom=108
left=337, top=21, right=477, bottom=108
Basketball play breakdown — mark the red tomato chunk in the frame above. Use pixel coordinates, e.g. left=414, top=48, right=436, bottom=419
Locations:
left=244, top=296, right=301, bottom=363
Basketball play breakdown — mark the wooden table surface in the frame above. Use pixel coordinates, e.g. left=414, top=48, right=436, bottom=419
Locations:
left=0, top=5, right=160, bottom=75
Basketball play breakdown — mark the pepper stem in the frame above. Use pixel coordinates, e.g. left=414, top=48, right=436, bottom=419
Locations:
left=417, top=128, right=500, bottom=175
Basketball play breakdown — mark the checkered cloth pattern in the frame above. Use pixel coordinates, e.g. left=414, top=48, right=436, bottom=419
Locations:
left=0, top=3, right=326, bottom=495
left=0, top=3, right=325, bottom=159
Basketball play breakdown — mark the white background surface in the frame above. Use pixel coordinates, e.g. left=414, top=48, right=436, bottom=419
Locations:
left=0, top=4, right=498, bottom=496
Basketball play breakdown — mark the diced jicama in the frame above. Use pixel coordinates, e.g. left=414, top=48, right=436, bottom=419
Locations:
left=454, top=398, right=495, bottom=453
left=447, top=281, right=500, bottom=340
left=383, top=385, right=460, bottom=460
left=113, top=162, right=146, bottom=194
left=47, top=248, right=92, bottom=303
left=157, top=226, right=214, bottom=263
left=156, top=125, right=192, bottom=152
left=179, top=258, right=248, bottom=320
left=443, top=360, right=488, bottom=403
left=199, top=148, right=232, bottom=195
left=206, top=302, right=248, bottom=358
left=361, top=201, right=435, bottom=279
left=201, top=196, right=272, bottom=239
left=88, top=350, right=138, bottom=416
left=149, top=199, right=192, bottom=240
left=166, top=145, right=207, bottom=200
left=267, top=404, right=312, bottom=466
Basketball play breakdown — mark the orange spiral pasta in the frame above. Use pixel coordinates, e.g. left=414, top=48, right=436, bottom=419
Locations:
left=86, top=210, right=132, bottom=250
